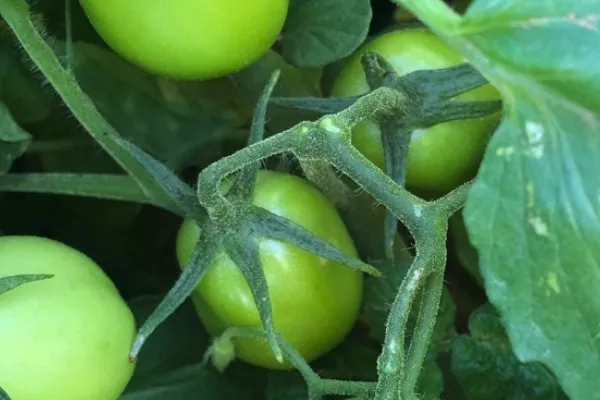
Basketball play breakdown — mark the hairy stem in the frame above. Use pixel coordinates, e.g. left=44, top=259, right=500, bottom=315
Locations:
left=374, top=242, right=432, bottom=399
left=315, top=379, right=376, bottom=399
left=328, top=140, right=425, bottom=236
left=403, top=267, right=446, bottom=396
left=196, top=129, right=295, bottom=216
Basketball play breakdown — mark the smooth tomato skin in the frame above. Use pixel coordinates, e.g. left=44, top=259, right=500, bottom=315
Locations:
left=79, top=0, right=289, bottom=80
left=176, top=170, right=363, bottom=369
left=0, top=236, right=136, bottom=400
left=331, top=29, right=501, bottom=193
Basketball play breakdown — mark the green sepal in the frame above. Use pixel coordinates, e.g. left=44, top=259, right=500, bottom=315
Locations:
left=113, top=137, right=203, bottom=219
left=0, top=274, right=53, bottom=296
left=270, top=96, right=359, bottom=114
left=224, top=232, right=283, bottom=364
left=249, top=206, right=381, bottom=277
left=0, top=386, right=11, bottom=400
left=228, top=70, right=280, bottom=201
left=129, top=230, right=218, bottom=361
left=381, top=122, right=411, bottom=259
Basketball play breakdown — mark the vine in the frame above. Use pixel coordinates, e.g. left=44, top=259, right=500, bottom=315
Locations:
left=0, top=1, right=500, bottom=399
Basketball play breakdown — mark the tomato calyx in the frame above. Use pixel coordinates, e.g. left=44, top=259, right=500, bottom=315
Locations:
left=360, top=52, right=501, bottom=131
left=123, top=72, right=378, bottom=370
left=358, top=51, right=501, bottom=257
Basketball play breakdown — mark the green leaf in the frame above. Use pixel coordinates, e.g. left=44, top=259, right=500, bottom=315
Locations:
left=265, top=371, right=308, bottom=400
left=0, top=2, right=202, bottom=213
left=315, top=339, right=379, bottom=382
left=282, top=0, right=372, bottom=68
left=0, top=102, right=31, bottom=174
left=449, top=211, right=482, bottom=286
left=406, top=1, right=600, bottom=398
left=417, top=356, right=444, bottom=399
left=63, top=41, right=249, bottom=170
left=0, top=173, right=170, bottom=211
left=0, top=41, right=52, bottom=125
left=451, top=304, right=568, bottom=400
left=0, top=274, right=53, bottom=296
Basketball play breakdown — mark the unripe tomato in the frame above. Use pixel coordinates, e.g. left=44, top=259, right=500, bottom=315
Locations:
left=331, top=29, right=501, bottom=193
left=0, top=236, right=136, bottom=400
left=176, top=170, right=363, bottom=369
left=79, top=0, right=289, bottom=80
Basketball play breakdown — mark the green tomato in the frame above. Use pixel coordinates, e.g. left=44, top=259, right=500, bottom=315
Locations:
left=176, top=170, right=363, bottom=369
left=331, top=28, right=501, bottom=193
left=79, top=0, right=289, bottom=80
left=0, top=236, right=136, bottom=399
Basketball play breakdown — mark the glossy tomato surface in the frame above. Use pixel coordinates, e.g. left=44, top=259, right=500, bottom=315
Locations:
left=0, top=236, right=136, bottom=400
left=331, top=29, right=501, bottom=193
left=79, top=0, right=289, bottom=80
left=176, top=170, right=363, bottom=369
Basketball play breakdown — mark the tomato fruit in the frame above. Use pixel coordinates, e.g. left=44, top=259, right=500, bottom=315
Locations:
left=79, top=0, right=289, bottom=80
left=176, top=170, right=363, bottom=369
left=0, top=236, right=136, bottom=400
left=331, top=28, right=501, bottom=193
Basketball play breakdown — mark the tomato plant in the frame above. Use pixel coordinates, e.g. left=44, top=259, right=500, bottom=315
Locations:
left=1, top=0, right=596, bottom=399
left=0, top=236, right=136, bottom=400
left=331, top=28, right=501, bottom=193
left=175, top=170, right=363, bottom=369
left=78, top=0, right=289, bottom=80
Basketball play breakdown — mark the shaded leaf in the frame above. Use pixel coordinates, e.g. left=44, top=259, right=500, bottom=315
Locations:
left=449, top=210, right=482, bottom=286
left=230, top=50, right=322, bottom=132
left=315, top=339, right=380, bottom=382
left=125, top=295, right=209, bottom=383
left=0, top=41, right=52, bottom=125
left=451, top=304, right=568, bottom=400
left=282, top=0, right=372, bottom=68
left=0, top=173, right=169, bottom=211
left=362, top=250, right=457, bottom=352
left=417, top=356, right=444, bottom=399
left=64, top=41, right=250, bottom=170
left=265, top=371, right=308, bottom=400
left=130, top=232, right=218, bottom=360
left=121, top=363, right=252, bottom=400
left=0, top=102, right=31, bottom=174
left=0, top=4, right=193, bottom=221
